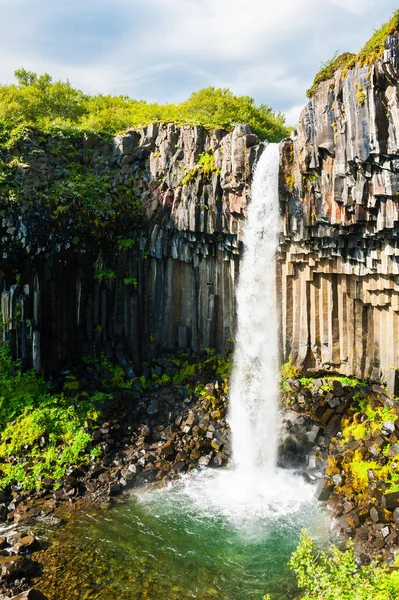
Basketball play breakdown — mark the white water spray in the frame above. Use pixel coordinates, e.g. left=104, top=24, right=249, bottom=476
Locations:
left=229, top=142, right=280, bottom=473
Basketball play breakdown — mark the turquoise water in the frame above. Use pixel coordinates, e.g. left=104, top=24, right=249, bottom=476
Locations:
left=38, top=470, right=331, bottom=600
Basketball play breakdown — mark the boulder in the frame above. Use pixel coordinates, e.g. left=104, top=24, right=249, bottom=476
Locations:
left=0, top=555, right=37, bottom=580
left=10, top=590, right=49, bottom=600
left=384, top=491, right=399, bottom=510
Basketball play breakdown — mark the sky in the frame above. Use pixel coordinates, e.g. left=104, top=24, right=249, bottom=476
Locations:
left=0, top=0, right=397, bottom=125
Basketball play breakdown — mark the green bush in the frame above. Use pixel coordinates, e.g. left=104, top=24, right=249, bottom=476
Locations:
left=0, top=347, right=100, bottom=490
left=288, top=531, right=399, bottom=600
left=0, top=72, right=289, bottom=142
left=306, top=10, right=399, bottom=97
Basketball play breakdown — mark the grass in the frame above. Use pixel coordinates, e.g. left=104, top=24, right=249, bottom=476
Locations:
left=306, top=10, right=399, bottom=97
left=0, top=347, right=102, bottom=490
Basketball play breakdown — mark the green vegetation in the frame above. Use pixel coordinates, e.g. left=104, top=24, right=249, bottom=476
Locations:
left=288, top=531, right=399, bottom=600
left=0, top=151, right=145, bottom=245
left=0, top=346, right=232, bottom=491
left=355, top=83, right=366, bottom=107
left=306, top=10, right=399, bottom=97
left=0, top=347, right=101, bottom=490
left=327, top=395, right=399, bottom=498
left=94, top=268, right=117, bottom=282
left=346, top=10, right=399, bottom=70
left=181, top=151, right=221, bottom=186
left=0, top=70, right=289, bottom=142
left=306, top=52, right=356, bottom=98
left=168, top=348, right=231, bottom=393
left=280, top=355, right=301, bottom=381
left=198, top=152, right=219, bottom=175
left=298, top=375, right=367, bottom=391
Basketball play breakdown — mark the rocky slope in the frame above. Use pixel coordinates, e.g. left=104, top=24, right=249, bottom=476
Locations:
left=279, top=32, right=399, bottom=384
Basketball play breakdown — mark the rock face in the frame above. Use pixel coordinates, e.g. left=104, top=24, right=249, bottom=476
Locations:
left=0, top=124, right=261, bottom=373
left=279, top=33, right=399, bottom=382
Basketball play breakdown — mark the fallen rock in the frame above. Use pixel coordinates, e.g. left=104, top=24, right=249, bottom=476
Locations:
left=0, top=555, right=37, bottom=580
left=384, top=491, right=399, bottom=510
left=12, top=536, right=39, bottom=554
left=10, top=589, right=49, bottom=600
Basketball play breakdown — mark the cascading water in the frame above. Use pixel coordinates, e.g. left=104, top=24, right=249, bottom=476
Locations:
left=229, top=142, right=280, bottom=473
left=138, top=142, right=316, bottom=532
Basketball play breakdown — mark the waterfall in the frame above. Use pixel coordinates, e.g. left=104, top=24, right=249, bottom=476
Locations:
left=140, top=142, right=315, bottom=534
left=229, top=143, right=280, bottom=473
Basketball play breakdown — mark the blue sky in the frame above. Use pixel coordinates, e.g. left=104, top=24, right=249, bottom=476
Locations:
left=0, top=0, right=397, bottom=124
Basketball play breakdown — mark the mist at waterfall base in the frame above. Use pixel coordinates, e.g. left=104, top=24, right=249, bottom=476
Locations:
left=38, top=144, right=330, bottom=600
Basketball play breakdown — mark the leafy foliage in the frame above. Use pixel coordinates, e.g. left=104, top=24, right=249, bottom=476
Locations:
left=306, top=52, right=355, bottom=97
left=306, top=10, right=399, bottom=97
left=0, top=73, right=289, bottom=142
left=327, top=395, right=399, bottom=499
left=0, top=348, right=101, bottom=490
left=289, top=531, right=399, bottom=600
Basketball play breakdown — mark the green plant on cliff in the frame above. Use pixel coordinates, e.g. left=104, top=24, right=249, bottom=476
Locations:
left=328, top=396, right=399, bottom=501
left=345, top=10, right=399, bottom=71
left=355, top=83, right=366, bottom=107
left=0, top=72, right=289, bottom=142
left=306, top=10, right=399, bottom=97
left=280, top=355, right=301, bottom=381
left=288, top=531, right=399, bottom=600
left=306, top=52, right=356, bottom=97
left=27, top=170, right=145, bottom=244
left=182, top=152, right=221, bottom=185
left=182, top=167, right=199, bottom=186
left=198, top=152, right=220, bottom=175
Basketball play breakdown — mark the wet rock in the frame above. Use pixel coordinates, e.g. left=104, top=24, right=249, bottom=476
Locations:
left=382, top=421, right=396, bottom=436
left=12, top=536, right=39, bottom=554
left=332, top=474, right=342, bottom=486
left=0, top=506, right=8, bottom=523
left=172, top=461, right=185, bottom=472
left=160, top=441, right=174, bottom=458
left=141, top=425, right=151, bottom=438
left=198, top=455, right=211, bottom=467
left=0, top=556, right=37, bottom=580
left=332, top=381, right=344, bottom=397
left=147, top=400, right=158, bottom=416
left=108, top=482, right=121, bottom=495
left=382, top=526, right=391, bottom=538
left=384, top=491, right=399, bottom=510
left=388, top=443, right=399, bottom=457
left=10, top=590, right=49, bottom=600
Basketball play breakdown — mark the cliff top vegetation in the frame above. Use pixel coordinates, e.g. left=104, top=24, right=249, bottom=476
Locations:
left=0, top=70, right=289, bottom=143
left=306, top=9, right=399, bottom=97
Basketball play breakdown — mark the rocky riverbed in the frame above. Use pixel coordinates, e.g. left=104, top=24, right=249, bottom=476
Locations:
left=0, top=353, right=231, bottom=598
left=2, top=362, right=399, bottom=598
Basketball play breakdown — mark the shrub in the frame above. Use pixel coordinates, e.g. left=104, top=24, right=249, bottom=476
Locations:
left=0, top=72, right=289, bottom=142
left=306, top=10, right=399, bottom=97
left=288, top=531, right=399, bottom=600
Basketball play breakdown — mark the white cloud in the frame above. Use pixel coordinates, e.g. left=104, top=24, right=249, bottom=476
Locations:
left=0, top=0, right=397, bottom=123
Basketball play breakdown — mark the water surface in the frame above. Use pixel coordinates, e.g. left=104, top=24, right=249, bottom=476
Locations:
left=37, top=469, right=331, bottom=600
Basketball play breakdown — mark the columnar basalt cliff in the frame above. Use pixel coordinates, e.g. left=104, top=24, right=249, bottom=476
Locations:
left=279, top=33, right=399, bottom=383
left=0, top=124, right=261, bottom=373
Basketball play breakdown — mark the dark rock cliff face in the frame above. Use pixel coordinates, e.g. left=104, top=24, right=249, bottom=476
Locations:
left=279, top=33, right=399, bottom=382
left=0, top=124, right=261, bottom=373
